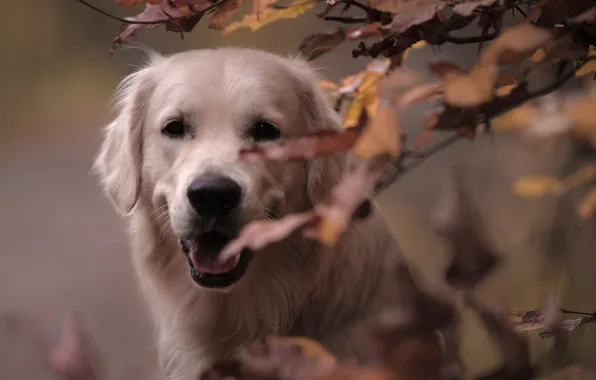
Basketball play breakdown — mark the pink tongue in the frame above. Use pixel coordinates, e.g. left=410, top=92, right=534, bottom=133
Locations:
left=190, top=253, right=237, bottom=274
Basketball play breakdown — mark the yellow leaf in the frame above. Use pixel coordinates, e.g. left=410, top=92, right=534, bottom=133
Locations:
left=443, top=64, right=498, bottom=107
left=318, top=80, right=339, bottom=91
left=343, top=97, right=364, bottom=128
left=352, top=103, right=400, bottom=159
left=209, top=0, right=247, bottom=29
left=577, top=187, right=596, bottom=220
left=492, top=103, right=536, bottom=131
left=479, top=23, right=552, bottom=67
left=222, top=0, right=316, bottom=34
left=574, top=45, right=596, bottom=77
left=530, top=48, right=546, bottom=63
left=496, top=84, right=517, bottom=97
left=513, top=176, right=558, bottom=197
left=559, top=164, right=596, bottom=194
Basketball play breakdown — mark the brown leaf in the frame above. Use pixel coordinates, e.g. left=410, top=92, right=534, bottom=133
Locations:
left=479, top=23, right=553, bottom=67
left=117, top=0, right=162, bottom=6
left=567, top=6, right=596, bottom=24
left=299, top=28, right=347, bottom=61
left=239, top=124, right=365, bottom=163
left=201, top=336, right=338, bottom=380
left=209, top=0, right=246, bottom=30
left=575, top=46, right=596, bottom=78
left=305, top=156, right=389, bottom=245
left=577, top=187, right=596, bottom=220
left=110, top=1, right=206, bottom=55
left=352, top=102, right=401, bottom=159
left=346, top=23, right=384, bottom=40
left=452, top=0, right=497, bottom=17
left=385, top=0, right=445, bottom=33
left=218, top=211, right=317, bottom=262
left=222, top=0, right=317, bottom=34
left=432, top=166, right=499, bottom=291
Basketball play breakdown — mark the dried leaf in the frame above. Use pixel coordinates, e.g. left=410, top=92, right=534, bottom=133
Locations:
left=306, top=157, right=388, bottom=245
left=513, top=176, right=559, bottom=197
left=219, top=211, right=317, bottom=262
left=479, top=23, right=553, bottom=67
left=209, top=0, right=246, bottom=30
left=117, top=0, right=162, bottom=6
left=299, top=28, right=347, bottom=61
left=239, top=125, right=364, bottom=162
left=384, top=0, right=445, bottom=33
left=577, top=187, right=596, bottom=220
left=432, top=166, right=499, bottom=291
left=352, top=102, right=401, bottom=159
left=431, top=62, right=498, bottom=107
left=575, top=46, right=596, bottom=78
left=110, top=0, right=215, bottom=54
left=340, top=59, right=391, bottom=128
left=452, top=0, right=497, bottom=16
left=222, top=0, right=317, bottom=34
left=567, top=7, right=596, bottom=24
left=346, top=23, right=383, bottom=40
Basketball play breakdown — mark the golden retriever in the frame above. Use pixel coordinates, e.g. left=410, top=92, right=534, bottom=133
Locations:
left=94, top=47, right=404, bottom=380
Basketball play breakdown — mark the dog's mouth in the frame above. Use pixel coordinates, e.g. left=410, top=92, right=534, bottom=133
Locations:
left=179, top=232, right=253, bottom=289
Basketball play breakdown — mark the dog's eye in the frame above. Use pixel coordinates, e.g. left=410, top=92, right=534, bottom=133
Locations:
left=162, top=119, right=187, bottom=138
left=249, top=120, right=281, bottom=142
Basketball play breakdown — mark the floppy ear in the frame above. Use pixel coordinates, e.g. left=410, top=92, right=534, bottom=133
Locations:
left=286, top=58, right=346, bottom=207
left=93, top=67, right=155, bottom=216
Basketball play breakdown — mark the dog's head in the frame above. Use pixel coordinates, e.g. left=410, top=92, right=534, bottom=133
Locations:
left=94, top=48, right=343, bottom=290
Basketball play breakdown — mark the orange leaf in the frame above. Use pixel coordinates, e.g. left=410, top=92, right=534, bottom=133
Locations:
left=577, top=187, right=596, bottom=220
left=222, top=0, right=317, bottom=34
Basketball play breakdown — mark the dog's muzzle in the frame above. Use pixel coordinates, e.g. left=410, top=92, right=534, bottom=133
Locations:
left=180, top=173, right=253, bottom=289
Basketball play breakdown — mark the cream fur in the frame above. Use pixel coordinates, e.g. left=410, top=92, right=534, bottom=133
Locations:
left=94, top=47, right=404, bottom=380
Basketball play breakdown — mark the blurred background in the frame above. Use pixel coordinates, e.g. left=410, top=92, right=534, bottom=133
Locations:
left=0, top=1, right=594, bottom=379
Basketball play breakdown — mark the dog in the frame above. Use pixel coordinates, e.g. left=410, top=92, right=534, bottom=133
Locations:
left=94, top=47, right=405, bottom=380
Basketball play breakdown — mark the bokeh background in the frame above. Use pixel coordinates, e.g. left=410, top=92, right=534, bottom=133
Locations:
left=1, top=1, right=594, bottom=379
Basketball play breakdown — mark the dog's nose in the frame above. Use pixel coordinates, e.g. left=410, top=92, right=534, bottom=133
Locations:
left=187, top=174, right=242, bottom=216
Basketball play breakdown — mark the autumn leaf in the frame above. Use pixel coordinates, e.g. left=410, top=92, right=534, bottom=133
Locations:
left=352, top=102, right=401, bottom=159
left=299, top=28, right=347, bottom=61
left=340, top=59, right=391, bottom=128
left=383, top=0, right=445, bottom=33
left=479, top=23, right=553, bottom=67
left=222, top=0, right=317, bottom=35
left=432, top=166, right=499, bottom=291
left=117, top=0, right=162, bottom=6
left=513, top=175, right=559, bottom=197
left=208, top=0, right=246, bottom=30
left=306, top=156, right=389, bottom=245
left=346, top=23, right=384, bottom=41
left=110, top=1, right=207, bottom=55
left=577, top=187, right=596, bottom=220
left=575, top=46, right=596, bottom=78
left=452, top=0, right=497, bottom=16
left=239, top=124, right=365, bottom=162
left=514, top=164, right=596, bottom=203
left=218, top=211, right=317, bottom=262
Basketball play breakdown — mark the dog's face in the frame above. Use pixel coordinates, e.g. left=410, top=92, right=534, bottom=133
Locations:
left=94, top=48, right=343, bottom=290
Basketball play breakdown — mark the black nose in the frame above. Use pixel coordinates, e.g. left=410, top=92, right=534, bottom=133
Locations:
left=187, top=174, right=242, bottom=217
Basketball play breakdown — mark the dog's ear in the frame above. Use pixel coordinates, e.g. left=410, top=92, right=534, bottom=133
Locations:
left=286, top=58, right=346, bottom=207
left=93, top=67, right=155, bottom=216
